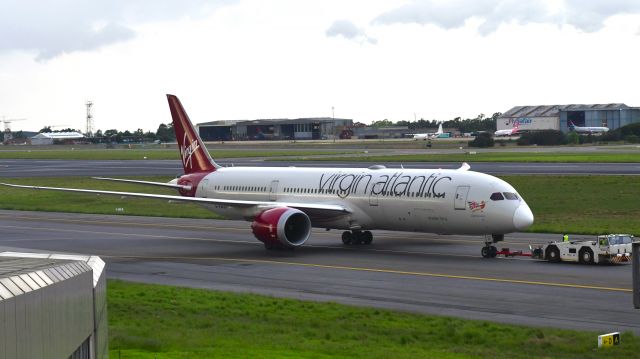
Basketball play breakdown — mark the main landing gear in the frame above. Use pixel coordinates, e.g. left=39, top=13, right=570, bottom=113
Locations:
left=342, top=230, right=373, bottom=245
left=481, top=234, right=504, bottom=258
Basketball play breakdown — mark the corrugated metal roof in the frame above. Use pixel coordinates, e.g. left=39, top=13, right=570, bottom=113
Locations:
left=0, top=256, right=93, bottom=299
left=0, top=252, right=105, bottom=288
left=198, top=117, right=352, bottom=127
left=501, top=104, right=631, bottom=118
left=30, top=131, right=85, bottom=139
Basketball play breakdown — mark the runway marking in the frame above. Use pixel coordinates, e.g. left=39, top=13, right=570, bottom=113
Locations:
left=0, top=221, right=548, bottom=260
left=108, top=255, right=633, bottom=293
left=0, top=223, right=481, bottom=259
left=0, top=213, right=545, bottom=246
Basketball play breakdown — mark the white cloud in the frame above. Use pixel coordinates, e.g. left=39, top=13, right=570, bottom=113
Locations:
left=372, top=0, right=640, bottom=34
left=326, top=19, right=377, bottom=44
left=0, top=0, right=235, bottom=61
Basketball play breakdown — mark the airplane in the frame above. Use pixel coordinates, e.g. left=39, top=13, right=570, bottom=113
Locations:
left=568, top=120, right=609, bottom=134
left=0, top=95, right=534, bottom=257
left=411, top=123, right=446, bottom=140
left=494, top=121, right=520, bottom=137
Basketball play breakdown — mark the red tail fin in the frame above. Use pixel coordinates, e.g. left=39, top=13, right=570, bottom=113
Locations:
left=167, top=94, right=219, bottom=174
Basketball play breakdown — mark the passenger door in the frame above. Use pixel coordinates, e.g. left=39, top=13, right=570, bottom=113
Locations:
left=454, top=186, right=469, bottom=210
left=269, top=180, right=279, bottom=201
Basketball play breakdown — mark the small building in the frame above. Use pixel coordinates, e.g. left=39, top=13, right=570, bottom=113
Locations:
left=353, top=126, right=410, bottom=139
left=0, top=252, right=107, bottom=359
left=498, top=104, right=640, bottom=133
left=197, top=118, right=353, bottom=141
left=30, top=131, right=85, bottom=145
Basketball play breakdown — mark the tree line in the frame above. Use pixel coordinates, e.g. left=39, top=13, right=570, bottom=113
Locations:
left=37, top=123, right=177, bottom=143
left=369, top=113, right=501, bottom=132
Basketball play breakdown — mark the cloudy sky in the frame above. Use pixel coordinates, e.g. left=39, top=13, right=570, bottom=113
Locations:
left=1, top=0, right=639, bottom=132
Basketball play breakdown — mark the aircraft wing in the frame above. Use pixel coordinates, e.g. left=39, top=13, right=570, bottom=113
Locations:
left=92, top=177, right=190, bottom=190
left=0, top=182, right=351, bottom=221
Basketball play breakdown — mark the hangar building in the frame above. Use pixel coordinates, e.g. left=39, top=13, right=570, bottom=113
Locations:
left=0, top=252, right=107, bottom=359
left=498, top=104, right=640, bottom=133
left=197, top=117, right=353, bottom=141
left=30, top=131, right=85, bottom=145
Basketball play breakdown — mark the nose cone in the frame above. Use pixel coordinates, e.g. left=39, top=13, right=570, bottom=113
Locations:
left=513, top=203, right=534, bottom=231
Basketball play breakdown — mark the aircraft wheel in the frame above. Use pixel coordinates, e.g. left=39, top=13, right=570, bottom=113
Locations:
left=579, top=248, right=594, bottom=264
left=352, top=234, right=363, bottom=245
left=490, top=246, right=498, bottom=258
left=363, top=231, right=373, bottom=244
left=481, top=246, right=492, bottom=258
left=546, top=246, right=561, bottom=263
left=341, top=231, right=353, bottom=245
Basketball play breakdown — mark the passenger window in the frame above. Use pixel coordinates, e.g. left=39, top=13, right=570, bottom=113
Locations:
left=490, top=192, right=504, bottom=201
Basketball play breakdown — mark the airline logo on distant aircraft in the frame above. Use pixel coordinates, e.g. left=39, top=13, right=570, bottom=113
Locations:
left=468, top=201, right=486, bottom=212
left=508, top=118, right=532, bottom=126
left=181, top=133, right=200, bottom=169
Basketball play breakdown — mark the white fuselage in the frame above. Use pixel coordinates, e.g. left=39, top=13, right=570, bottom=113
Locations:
left=412, top=124, right=443, bottom=140
left=194, top=166, right=531, bottom=235
left=571, top=126, right=609, bottom=134
left=412, top=133, right=433, bottom=140
left=494, top=129, right=518, bottom=136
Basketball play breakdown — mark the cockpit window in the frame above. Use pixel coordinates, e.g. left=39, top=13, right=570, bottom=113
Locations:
left=503, top=192, right=519, bottom=200
left=490, top=192, right=504, bottom=201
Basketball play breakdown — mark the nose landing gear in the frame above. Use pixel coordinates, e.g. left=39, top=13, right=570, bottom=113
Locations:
left=342, top=230, right=373, bottom=245
left=481, top=234, right=504, bottom=258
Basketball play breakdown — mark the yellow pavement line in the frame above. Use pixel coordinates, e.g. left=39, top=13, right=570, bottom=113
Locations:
left=0, top=213, right=541, bottom=245
left=0, top=223, right=479, bottom=259
left=110, top=255, right=632, bottom=293
left=0, top=224, right=258, bottom=245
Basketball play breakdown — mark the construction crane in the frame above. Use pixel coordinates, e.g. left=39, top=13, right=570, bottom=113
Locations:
left=1, top=117, right=26, bottom=144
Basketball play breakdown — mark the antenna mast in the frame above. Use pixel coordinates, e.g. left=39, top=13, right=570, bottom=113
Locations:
left=85, top=100, right=94, bottom=137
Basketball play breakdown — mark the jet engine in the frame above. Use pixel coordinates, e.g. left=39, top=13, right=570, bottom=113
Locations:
left=251, top=207, right=312, bottom=248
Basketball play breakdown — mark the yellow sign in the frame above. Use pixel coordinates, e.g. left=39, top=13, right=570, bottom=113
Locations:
left=598, top=332, right=620, bottom=348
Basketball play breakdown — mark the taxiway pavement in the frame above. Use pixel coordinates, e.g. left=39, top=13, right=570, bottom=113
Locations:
left=0, top=209, right=637, bottom=334
left=1, top=159, right=639, bottom=177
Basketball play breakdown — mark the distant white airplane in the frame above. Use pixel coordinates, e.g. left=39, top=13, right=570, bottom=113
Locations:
left=568, top=120, right=609, bottom=134
left=412, top=123, right=445, bottom=140
left=494, top=121, right=520, bottom=137
left=1, top=95, right=534, bottom=257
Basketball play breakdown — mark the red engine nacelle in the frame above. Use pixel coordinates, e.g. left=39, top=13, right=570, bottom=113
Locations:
left=251, top=207, right=311, bottom=248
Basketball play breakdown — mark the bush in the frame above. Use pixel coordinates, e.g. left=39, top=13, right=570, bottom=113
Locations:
left=601, top=123, right=640, bottom=142
left=517, top=130, right=567, bottom=146
left=469, top=133, right=494, bottom=147
left=566, top=131, right=579, bottom=145
left=624, top=134, right=639, bottom=143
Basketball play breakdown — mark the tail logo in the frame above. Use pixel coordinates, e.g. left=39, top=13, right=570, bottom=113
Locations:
left=180, top=133, right=201, bottom=170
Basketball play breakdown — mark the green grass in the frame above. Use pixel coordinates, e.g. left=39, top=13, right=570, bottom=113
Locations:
left=107, top=280, right=639, bottom=358
left=1, top=175, right=638, bottom=235
left=0, top=176, right=221, bottom=219
left=287, top=152, right=640, bottom=163
left=506, top=175, right=640, bottom=234
left=0, top=149, right=355, bottom=160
